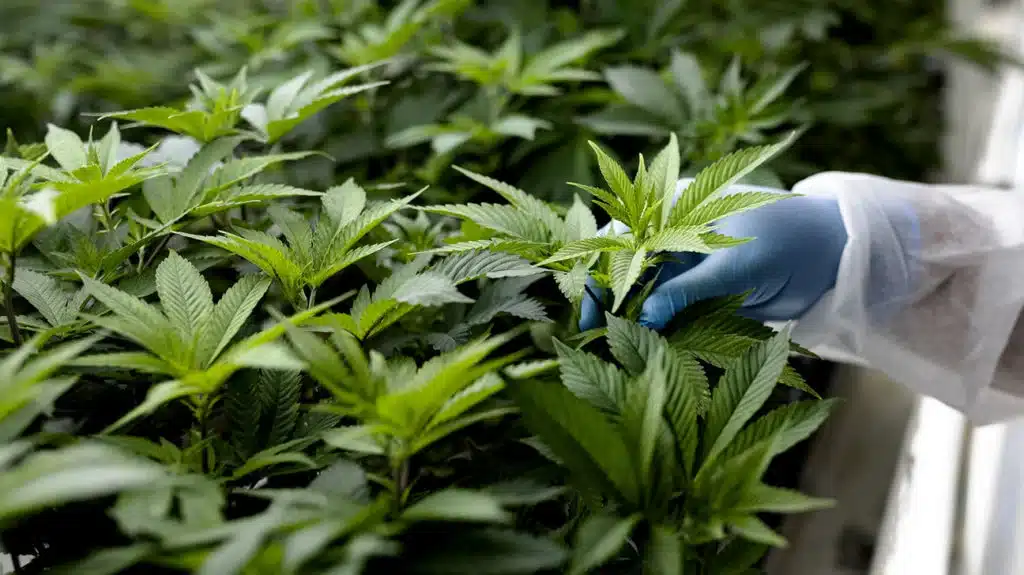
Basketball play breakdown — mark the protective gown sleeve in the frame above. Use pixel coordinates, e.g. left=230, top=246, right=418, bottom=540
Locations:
left=786, top=172, right=1024, bottom=424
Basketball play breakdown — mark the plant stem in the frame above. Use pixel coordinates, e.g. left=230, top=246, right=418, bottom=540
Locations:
left=392, top=457, right=410, bottom=512
left=143, top=234, right=172, bottom=268
left=198, top=394, right=215, bottom=474
left=4, top=251, right=22, bottom=346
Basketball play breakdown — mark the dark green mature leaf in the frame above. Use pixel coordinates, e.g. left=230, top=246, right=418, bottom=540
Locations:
left=553, top=339, right=627, bottom=413
left=255, top=370, right=302, bottom=448
left=508, top=379, right=639, bottom=506
left=409, top=528, right=568, bottom=575
left=569, top=513, right=640, bottom=575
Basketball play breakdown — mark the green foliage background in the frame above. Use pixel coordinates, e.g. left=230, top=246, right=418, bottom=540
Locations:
left=0, top=1, right=1002, bottom=574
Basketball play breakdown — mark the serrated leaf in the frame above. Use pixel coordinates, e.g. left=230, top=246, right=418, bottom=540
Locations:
left=430, top=250, right=542, bottom=284
left=610, top=248, right=648, bottom=312
left=649, top=134, right=681, bottom=227
left=643, top=227, right=712, bottom=253
left=587, top=141, right=633, bottom=201
left=79, top=273, right=180, bottom=356
left=564, top=194, right=597, bottom=241
left=569, top=513, right=640, bottom=575
left=44, top=124, right=87, bottom=172
left=680, top=191, right=788, bottom=227
left=553, top=339, right=627, bottom=413
left=255, top=369, right=302, bottom=448
left=508, top=379, right=639, bottom=506
left=722, top=399, right=837, bottom=461
left=156, top=251, right=213, bottom=343
left=12, top=268, right=74, bottom=327
left=322, top=179, right=367, bottom=228
left=702, top=327, right=791, bottom=465
left=453, top=166, right=565, bottom=239
left=425, top=203, right=550, bottom=242
left=196, top=275, right=272, bottom=367
left=539, top=236, right=629, bottom=266
left=668, top=133, right=797, bottom=226
left=555, top=261, right=589, bottom=304
left=391, top=270, right=472, bottom=306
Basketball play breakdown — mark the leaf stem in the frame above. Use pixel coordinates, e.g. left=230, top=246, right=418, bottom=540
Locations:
left=4, top=251, right=22, bottom=346
left=198, top=394, right=215, bottom=473
left=143, top=234, right=172, bottom=268
left=392, top=456, right=410, bottom=512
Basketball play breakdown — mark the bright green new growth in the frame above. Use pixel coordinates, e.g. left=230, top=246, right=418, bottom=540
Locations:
left=431, top=131, right=798, bottom=312
left=182, top=179, right=422, bottom=309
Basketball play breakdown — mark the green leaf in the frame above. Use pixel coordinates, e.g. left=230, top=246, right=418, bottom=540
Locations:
left=568, top=513, right=640, bottom=575
left=722, top=399, right=837, bottom=461
left=604, top=67, right=685, bottom=124
left=678, top=191, right=789, bottom=227
left=610, top=248, right=648, bottom=312
left=702, top=327, right=791, bottom=465
left=728, top=516, right=787, bottom=548
left=196, top=275, right=272, bottom=367
left=103, top=381, right=202, bottom=433
left=0, top=443, right=165, bottom=521
left=554, top=261, right=589, bottom=304
left=538, top=236, right=629, bottom=266
left=668, top=133, right=797, bottom=226
left=586, top=141, right=633, bottom=201
left=255, top=369, right=302, bottom=448
left=454, top=166, right=565, bottom=239
left=392, top=270, right=472, bottom=306
left=669, top=50, right=709, bottom=115
left=409, top=528, right=568, bottom=575
left=649, top=134, right=681, bottom=227
left=79, top=273, right=181, bottom=357
left=430, top=250, right=541, bottom=284
left=643, top=228, right=712, bottom=253
left=156, top=251, right=214, bottom=343
left=425, top=203, right=550, bottom=243
left=12, top=268, right=77, bottom=327
left=736, top=484, right=834, bottom=514
left=508, top=379, right=639, bottom=506
left=564, top=194, right=598, bottom=241
left=553, top=339, right=627, bottom=413
left=44, top=123, right=87, bottom=172
left=322, top=178, right=367, bottom=228
left=403, top=489, right=510, bottom=524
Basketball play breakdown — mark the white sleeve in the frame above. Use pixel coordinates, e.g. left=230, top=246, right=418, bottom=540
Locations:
left=787, top=172, right=1024, bottom=424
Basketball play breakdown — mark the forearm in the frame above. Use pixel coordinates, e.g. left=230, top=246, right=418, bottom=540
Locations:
left=789, top=172, right=1024, bottom=423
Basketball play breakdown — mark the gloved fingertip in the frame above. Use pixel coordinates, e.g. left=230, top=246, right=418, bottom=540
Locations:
left=638, top=296, right=671, bottom=332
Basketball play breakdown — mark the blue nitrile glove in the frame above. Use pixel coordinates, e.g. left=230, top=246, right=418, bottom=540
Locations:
left=578, top=186, right=849, bottom=332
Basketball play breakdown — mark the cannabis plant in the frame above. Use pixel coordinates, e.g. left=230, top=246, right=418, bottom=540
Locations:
left=4, top=0, right=975, bottom=571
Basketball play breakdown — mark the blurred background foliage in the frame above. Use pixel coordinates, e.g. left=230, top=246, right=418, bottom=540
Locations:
left=0, top=0, right=1005, bottom=205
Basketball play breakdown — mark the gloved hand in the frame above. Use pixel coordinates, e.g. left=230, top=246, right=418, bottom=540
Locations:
left=579, top=185, right=850, bottom=331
